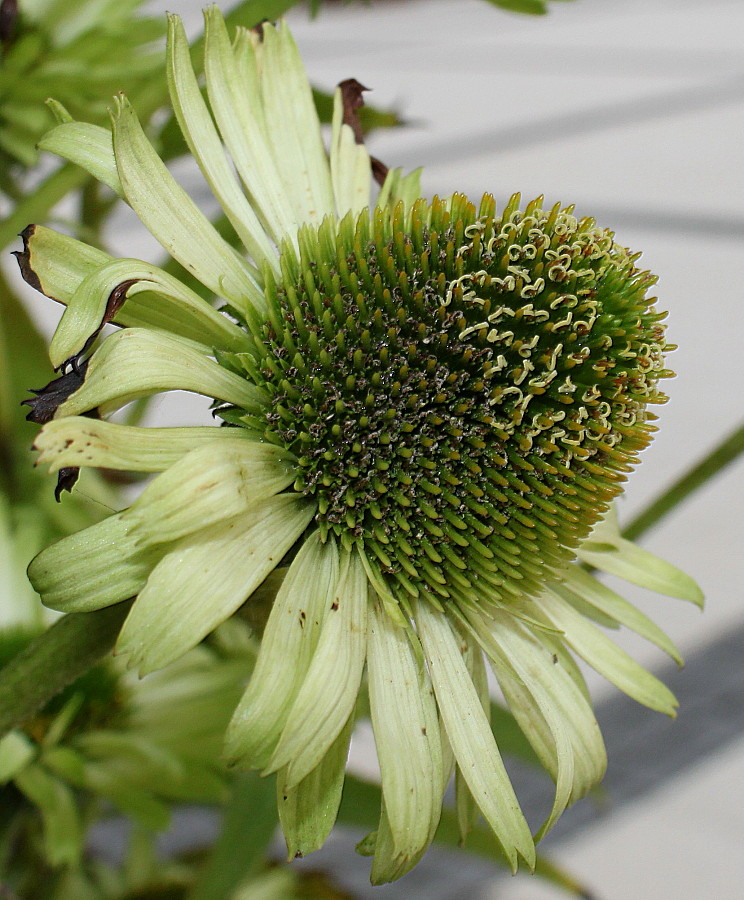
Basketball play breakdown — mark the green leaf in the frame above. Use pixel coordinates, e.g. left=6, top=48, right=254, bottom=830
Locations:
left=481, top=0, right=548, bottom=15
left=0, top=601, right=132, bottom=740
left=188, top=772, right=279, bottom=900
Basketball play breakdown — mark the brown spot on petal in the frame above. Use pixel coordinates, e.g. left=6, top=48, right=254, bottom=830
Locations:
left=103, top=279, right=137, bottom=326
left=338, top=78, right=369, bottom=145
left=23, top=363, right=89, bottom=425
left=338, top=80, right=391, bottom=187
left=12, top=226, right=43, bottom=296
left=370, top=156, right=389, bottom=188
left=24, top=359, right=101, bottom=502
left=54, top=467, right=80, bottom=501
left=57, top=278, right=139, bottom=373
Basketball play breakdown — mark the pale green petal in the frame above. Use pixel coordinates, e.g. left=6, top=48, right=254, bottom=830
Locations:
left=57, top=328, right=266, bottom=418
left=35, top=417, right=253, bottom=474
left=259, top=22, right=335, bottom=226
left=166, top=14, right=276, bottom=274
left=369, top=800, right=430, bottom=886
left=19, top=226, right=254, bottom=349
left=330, top=87, right=371, bottom=217
left=111, top=95, right=264, bottom=313
left=204, top=8, right=295, bottom=244
left=277, top=712, right=352, bottom=860
left=579, top=507, right=703, bottom=605
left=367, top=594, right=442, bottom=879
left=264, top=550, right=368, bottom=788
left=464, top=605, right=606, bottom=839
left=536, top=591, right=679, bottom=716
left=577, top=538, right=704, bottom=605
left=19, top=225, right=108, bottom=304
left=49, top=257, right=253, bottom=368
left=224, top=532, right=339, bottom=769
left=455, top=631, right=488, bottom=843
left=28, top=512, right=160, bottom=613
left=414, top=600, right=535, bottom=872
left=117, top=494, right=314, bottom=675
left=560, top=565, right=683, bottom=665
left=38, top=121, right=123, bottom=197
left=126, top=439, right=295, bottom=545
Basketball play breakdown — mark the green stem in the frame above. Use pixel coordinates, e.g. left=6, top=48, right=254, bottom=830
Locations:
left=0, top=601, right=132, bottom=739
left=623, top=422, right=744, bottom=542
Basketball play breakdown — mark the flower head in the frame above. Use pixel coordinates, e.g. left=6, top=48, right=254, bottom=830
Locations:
left=20, top=7, right=703, bottom=883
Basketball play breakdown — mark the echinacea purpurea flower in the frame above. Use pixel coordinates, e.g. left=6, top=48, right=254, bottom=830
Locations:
left=19, top=7, right=703, bottom=883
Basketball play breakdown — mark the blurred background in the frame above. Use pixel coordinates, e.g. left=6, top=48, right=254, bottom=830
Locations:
left=3, top=0, right=743, bottom=897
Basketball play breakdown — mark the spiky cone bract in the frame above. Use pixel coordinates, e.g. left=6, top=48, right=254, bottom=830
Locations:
left=20, top=6, right=703, bottom=883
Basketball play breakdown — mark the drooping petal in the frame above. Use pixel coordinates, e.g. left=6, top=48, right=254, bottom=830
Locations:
left=577, top=537, right=704, bottom=605
left=463, top=604, right=606, bottom=839
left=49, top=258, right=254, bottom=368
left=116, top=494, right=315, bottom=675
left=367, top=594, right=442, bottom=880
left=455, top=630, right=488, bottom=843
left=368, top=800, right=427, bottom=886
left=535, top=590, right=679, bottom=716
left=56, top=328, right=267, bottom=418
left=414, top=599, right=535, bottom=872
left=17, top=225, right=254, bottom=353
left=578, top=507, right=703, bottom=605
left=560, top=565, right=683, bottom=665
left=264, top=549, right=368, bottom=788
left=111, top=94, right=264, bottom=313
left=126, top=439, right=295, bottom=545
left=38, top=121, right=123, bottom=196
left=16, top=225, right=108, bottom=303
left=28, top=512, right=162, bottom=613
left=34, top=417, right=254, bottom=474
left=224, top=531, right=339, bottom=769
left=203, top=7, right=296, bottom=245
left=166, top=14, right=276, bottom=274
left=276, top=712, right=353, bottom=860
